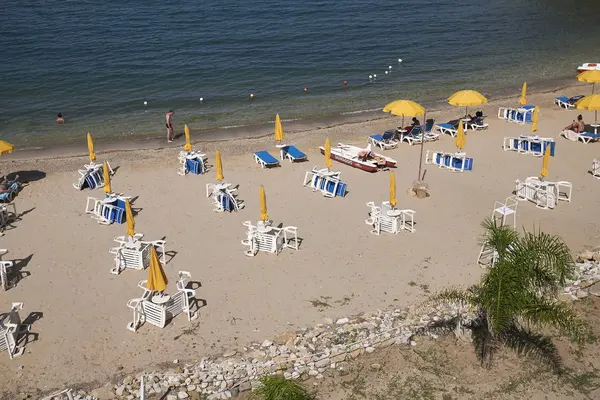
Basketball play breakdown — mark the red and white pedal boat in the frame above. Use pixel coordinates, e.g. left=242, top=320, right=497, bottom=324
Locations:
left=577, top=63, right=600, bottom=73
left=319, top=143, right=396, bottom=172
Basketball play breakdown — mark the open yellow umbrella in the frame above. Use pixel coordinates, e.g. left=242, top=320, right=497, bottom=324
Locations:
left=103, top=161, right=111, bottom=194
left=540, top=145, right=550, bottom=179
left=87, top=132, right=96, bottom=162
left=325, top=138, right=332, bottom=169
left=531, top=107, right=539, bottom=132
left=576, top=94, right=600, bottom=124
left=215, top=150, right=224, bottom=181
left=383, top=99, right=425, bottom=127
left=125, top=199, right=135, bottom=237
left=274, top=114, right=284, bottom=142
left=577, top=70, right=600, bottom=94
left=448, top=90, right=488, bottom=117
left=184, top=124, right=192, bottom=152
left=389, top=171, right=397, bottom=208
left=454, top=118, right=466, bottom=151
left=519, top=82, right=527, bottom=105
left=0, top=140, right=14, bottom=156
left=146, top=247, right=168, bottom=293
left=259, top=185, right=269, bottom=222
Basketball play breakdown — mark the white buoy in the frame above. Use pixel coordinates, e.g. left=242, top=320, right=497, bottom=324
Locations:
left=143, top=101, right=147, bottom=105
left=369, top=75, right=373, bottom=79
left=373, top=74, right=377, bottom=78
left=385, top=71, right=388, bottom=74
left=199, top=97, right=204, bottom=102
left=398, top=58, right=403, bottom=63
left=388, top=66, right=392, bottom=69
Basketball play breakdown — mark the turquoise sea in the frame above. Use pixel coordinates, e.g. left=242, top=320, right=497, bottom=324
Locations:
left=1, top=0, right=599, bottom=149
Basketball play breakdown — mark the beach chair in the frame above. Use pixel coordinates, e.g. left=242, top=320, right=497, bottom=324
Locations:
left=241, top=221, right=299, bottom=256
left=73, top=163, right=106, bottom=190
left=279, top=145, right=308, bottom=162
left=0, top=203, right=17, bottom=234
left=205, top=182, right=244, bottom=212
left=303, top=168, right=347, bottom=198
left=253, top=151, right=280, bottom=168
left=466, top=117, right=488, bottom=130
left=365, top=201, right=415, bottom=235
left=177, top=151, right=208, bottom=176
left=85, top=195, right=128, bottom=224
left=443, top=153, right=473, bottom=172
left=504, top=136, right=555, bottom=157
left=592, top=159, right=600, bottom=178
left=0, top=183, right=20, bottom=203
left=0, top=249, right=14, bottom=291
left=369, top=131, right=398, bottom=150
left=554, top=95, right=584, bottom=109
left=515, top=178, right=557, bottom=209
left=126, top=271, right=198, bottom=332
left=577, top=133, right=600, bottom=143
left=0, top=302, right=30, bottom=359
left=109, top=234, right=167, bottom=275
left=435, top=121, right=460, bottom=137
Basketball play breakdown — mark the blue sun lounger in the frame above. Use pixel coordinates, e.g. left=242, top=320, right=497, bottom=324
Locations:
left=426, top=150, right=473, bottom=172
left=554, top=95, right=583, bottom=109
left=254, top=151, right=280, bottom=168
left=578, top=133, right=600, bottom=143
left=303, top=168, right=347, bottom=198
left=280, top=145, right=308, bottom=162
left=0, top=182, right=19, bottom=203
left=185, top=158, right=205, bottom=174
left=368, top=131, right=397, bottom=150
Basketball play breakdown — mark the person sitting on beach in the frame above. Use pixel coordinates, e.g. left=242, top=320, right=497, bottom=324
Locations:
left=56, top=113, right=65, bottom=123
left=404, top=117, right=421, bottom=133
left=564, top=114, right=585, bottom=133
left=467, top=111, right=484, bottom=125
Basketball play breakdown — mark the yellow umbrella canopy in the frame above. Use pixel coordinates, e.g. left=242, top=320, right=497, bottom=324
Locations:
left=448, top=90, right=488, bottom=117
left=103, top=161, right=111, bottom=194
left=519, top=82, right=527, bottom=105
left=184, top=124, right=192, bottom=152
left=125, top=199, right=135, bottom=237
left=389, top=171, right=397, bottom=208
left=383, top=99, right=425, bottom=127
left=531, top=107, right=539, bottom=133
left=259, top=185, right=269, bottom=222
left=540, top=145, right=550, bottom=179
left=454, top=119, right=466, bottom=150
left=274, top=114, right=285, bottom=142
left=0, top=140, right=14, bottom=156
left=146, top=247, right=168, bottom=293
left=324, top=138, right=332, bottom=169
left=87, top=132, right=96, bottom=162
left=577, top=70, right=600, bottom=93
left=215, top=150, right=224, bottom=181
left=575, top=94, right=600, bottom=123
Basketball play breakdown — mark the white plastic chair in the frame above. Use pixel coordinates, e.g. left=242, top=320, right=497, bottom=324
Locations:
left=0, top=302, right=30, bottom=359
left=492, top=196, right=518, bottom=228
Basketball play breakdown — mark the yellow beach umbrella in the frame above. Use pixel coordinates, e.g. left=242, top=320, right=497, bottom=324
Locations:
left=389, top=171, right=397, bottom=208
left=454, top=119, right=466, bottom=151
left=215, top=150, right=224, bottom=181
left=448, top=90, right=488, bottom=117
left=383, top=99, right=425, bottom=127
left=540, top=145, right=550, bottom=179
left=259, top=185, right=269, bottom=222
left=577, top=70, right=600, bottom=94
left=531, top=107, right=539, bottom=132
left=0, top=140, right=14, bottom=156
left=519, top=82, right=527, bottom=105
left=576, top=94, right=600, bottom=124
left=183, top=124, right=192, bottom=152
left=146, top=247, right=168, bottom=293
left=87, top=132, right=96, bottom=162
left=125, top=199, right=135, bottom=237
left=324, top=138, right=332, bottom=169
left=103, top=161, right=111, bottom=194
left=274, top=114, right=284, bottom=142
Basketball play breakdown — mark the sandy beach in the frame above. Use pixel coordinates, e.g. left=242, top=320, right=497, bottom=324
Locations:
left=1, top=85, right=599, bottom=397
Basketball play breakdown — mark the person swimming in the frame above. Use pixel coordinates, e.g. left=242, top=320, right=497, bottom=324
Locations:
left=56, top=113, right=65, bottom=123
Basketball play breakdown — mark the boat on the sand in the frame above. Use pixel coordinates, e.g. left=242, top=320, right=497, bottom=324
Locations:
left=319, top=143, right=396, bottom=172
left=577, top=63, right=600, bottom=73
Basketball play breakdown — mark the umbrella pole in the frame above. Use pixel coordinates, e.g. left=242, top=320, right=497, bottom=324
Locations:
left=418, top=110, right=426, bottom=181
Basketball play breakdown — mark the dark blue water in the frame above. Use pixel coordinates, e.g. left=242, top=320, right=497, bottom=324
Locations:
left=1, top=0, right=599, bottom=148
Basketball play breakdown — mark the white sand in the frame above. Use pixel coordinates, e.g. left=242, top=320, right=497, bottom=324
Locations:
left=1, top=86, right=599, bottom=395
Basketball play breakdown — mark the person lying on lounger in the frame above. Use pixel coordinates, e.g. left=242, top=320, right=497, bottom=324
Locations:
left=0, top=175, right=20, bottom=194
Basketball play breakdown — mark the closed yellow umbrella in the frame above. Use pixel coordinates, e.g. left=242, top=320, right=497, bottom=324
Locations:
left=540, top=145, right=550, bottom=179
left=454, top=119, right=466, bottom=151
left=0, top=140, right=14, bottom=156
left=576, top=94, right=600, bottom=124
left=274, top=114, right=284, bottom=142
left=125, top=199, right=135, bottom=237
left=87, top=132, right=96, bottom=162
left=259, top=185, right=269, bottom=222
left=389, top=171, right=397, bottom=208
left=519, top=82, right=527, bottom=105
left=103, top=161, right=111, bottom=194
left=215, top=150, right=224, bottom=181
left=531, top=107, right=539, bottom=132
left=183, top=124, right=192, bottom=152
left=448, top=90, right=488, bottom=117
left=146, top=247, right=168, bottom=293
left=325, top=138, right=332, bottom=169
left=577, top=70, right=600, bottom=93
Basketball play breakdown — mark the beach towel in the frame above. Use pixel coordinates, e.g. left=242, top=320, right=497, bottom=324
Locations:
left=561, top=130, right=578, bottom=141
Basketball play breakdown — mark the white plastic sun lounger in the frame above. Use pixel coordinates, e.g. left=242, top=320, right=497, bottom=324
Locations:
left=0, top=249, right=14, bottom=291
left=0, top=302, right=30, bottom=359
left=177, top=151, right=208, bottom=176
left=241, top=221, right=299, bottom=256
left=110, top=234, right=167, bottom=275
left=592, top=159, right=600, bottom=179
left=365, top=201, right=415, bottom=235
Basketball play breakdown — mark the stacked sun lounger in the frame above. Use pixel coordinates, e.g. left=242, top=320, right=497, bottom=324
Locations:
left=178, top=150, right=208, bottom=176
left=425, top=150, right=474, bottom=172
left=126, top=271, right=197, bottom=332
left=554, top=95, right=584, bottom=109
left=241, top=220, right=299, bottom=257
left=85, top=194, right=131, bottom=224
left=514, top=176, right=572, bottom=210
left=497, top=105, right=535, bottom=124
left=0, top=302, right=30, bottom=359
left=365, top=201, right=415, bottom=235
left=109, top=234, right=167, bottom=275
left=503, top=136, right=555, bottom=157
left=206, top=182, right=245, bottom=212
left=0, top=249, right=13, bottom=291
left=73, top=162, right=113, bottom=190
left=303, top=168, right=347, bottom=198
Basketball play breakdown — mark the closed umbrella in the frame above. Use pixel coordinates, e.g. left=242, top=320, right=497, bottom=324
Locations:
left=540, top=145, right=550, bottom=179
left=184, top=124, right=192, bottom=152
left=125, top=199, right=135, bottom=238
left=448, top=90, right=488, bottom=118
left=0, top=141, right=14, bottom=156
left=215, top=150, right=224, bottom=181
left=454, top=118, right=466, bottom=151
left=383, top=99, right=425, bottom=128
left=519, top=82, right=527, bottom=105
left=389, top=171, right=397, bottom=208
left=531, top=107, right=539, bottom=133
left=274, top=114, right=284, bottom=143
left=575, top=94, right=600, bottom=124
left=259, top=185, right=269, bottom=222
left=146, top=247, right=168, bottom=293
left=103, top=161, right=111, bottom=194
left=325, top=138, right=332, bottom=169
left=87, top=132, right=96, bottom=162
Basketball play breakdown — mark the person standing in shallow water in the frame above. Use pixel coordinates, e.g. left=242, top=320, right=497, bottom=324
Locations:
left=165, top=110, right=175, bottom=142
left=56, top=113, right=65, bottom=123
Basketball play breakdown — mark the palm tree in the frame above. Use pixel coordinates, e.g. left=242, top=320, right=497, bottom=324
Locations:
left=433, top=218, right=590, bottom=372
left=249, top=374, right=313, bottom=400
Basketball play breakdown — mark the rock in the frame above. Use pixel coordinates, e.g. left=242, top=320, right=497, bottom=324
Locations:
left=336, top=318, right=349, bottom=325
left=166, top=395, right=178, bottom=400
left=577, top=290, right=589, bottom=299
left=577, top=250, right=594, bottom=262
left=370, top=363, right=382, bottom=371
left=315, top=357, right=331, bottom=369
left=173, top=359, right=179, bottom=364
left=274, top=331, right=296, bottom=345
left=261, top=340, right=273, bottom=348
left=115, top=386, right=125, bottom=396
left=222, top=349, right=237, bottom=358
left=365, top=347, right=375, bottom=353
left=187, top=384, right=196, bottom=391
left=178, top=391, right=189, bottom=399
left=348, top=348, right=363, bottom=359
left=239, top=381, right=252, bottom=392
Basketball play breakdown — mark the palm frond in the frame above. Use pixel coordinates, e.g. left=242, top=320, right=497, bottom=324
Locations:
left=480, top=218, right=519, bottom=260
left=250, top=375, right=312, bottom=400
left=429, top=287, right=478, bottom=307
left=499, top=324, right=563, bottom=373
left=519, top=299, right=591, bottom=345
